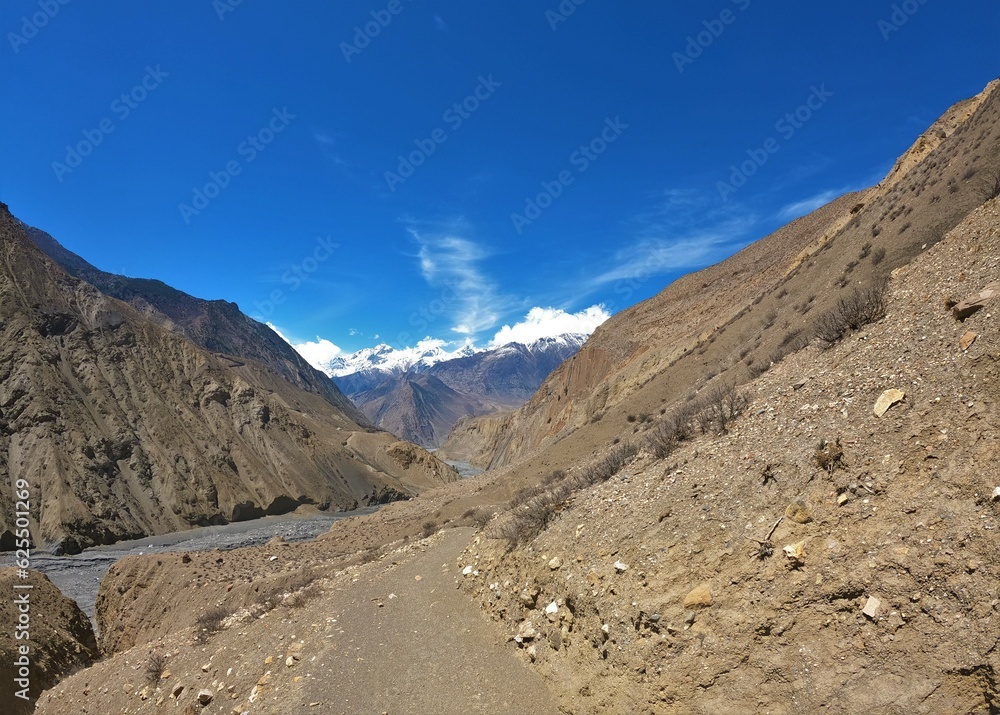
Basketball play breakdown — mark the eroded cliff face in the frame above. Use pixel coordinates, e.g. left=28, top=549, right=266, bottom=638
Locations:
left=0, top=568, right=98, bottom=714
left=445, top=80, right=1000, bottom=471
left=0, top=207, right=457, bottom=553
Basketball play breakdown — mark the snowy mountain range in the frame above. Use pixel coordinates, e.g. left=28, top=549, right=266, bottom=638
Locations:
left=329, top=334, right=588, bottom=447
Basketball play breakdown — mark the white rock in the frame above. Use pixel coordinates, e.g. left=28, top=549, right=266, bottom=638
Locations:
left=197, top=688, right=214, bottom=704
left=461, top=565, right=473, bottom=576
left=613, top=560, right=628, bottom=573
left=993, top=487, right=1000, bottom=502
left=544, top=601, right=559, bottom=615
left=862, top=596, right=881, bottom=619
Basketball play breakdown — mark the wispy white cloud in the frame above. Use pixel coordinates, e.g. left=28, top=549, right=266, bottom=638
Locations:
left=489, top=305, right=609, bottom=348
left=433, top=14, right=449, bottom=31
left=588, top=189, right=758, bottom=290
left=406, top=219, right=513, bottom=335
left=776, top=189, right=841, bottom=221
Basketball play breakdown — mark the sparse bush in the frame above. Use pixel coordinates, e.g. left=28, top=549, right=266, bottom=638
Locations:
left=977, top=169, right=1000, bottom=204
left=871, top=225, right=881, bottom=237
left=763, top=310, right=778, bottom=328
left=626, top=414, right=637, bottom=423
left=285, top=583, right=322, bottom=609
left=814, top=438, right=845, bottom=473
left=422, top=520, right=437, bottom=537
left=814, top=279, right=888, bottom=346
left=145, top=651, right=168, bottom=686
left=646, top=422, right=679, bottom=459
left=871, top=247, right=886, bottom=266
left=858, top=242, right=872, bottom=259
left=470, top=508, right=494, bottom=529
left=194, top=606, right=228, bottom=643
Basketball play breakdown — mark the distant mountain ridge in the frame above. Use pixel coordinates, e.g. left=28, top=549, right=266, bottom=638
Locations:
left=332, top=335, right=587, bottom=447
left=25, top=224, right=363, bottom=421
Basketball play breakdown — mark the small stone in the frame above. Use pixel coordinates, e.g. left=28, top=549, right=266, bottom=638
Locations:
left=515, top=621, right=537, bottom=643
left=862, top=596, right=881, bottom=619
left=519, top=586, right=540, bottom=608
left=548, top=556, right=562, bottom=570
left=959, top=331, right=978, bottom=350
left=783, top=542, right=805, bottom=565
left=285, top=656, right=296, bottom=667
left=197, top=689, right=214, bottom=705
left=613, top=560, right=628, bottom=573
left=414, top=575, right=422, bottom=581
left=461, top=565, right=473, bottom=576
left=874, top=389, right=906, bottom=417
left=171, top=684, right=184, bottom=699
left=202, top=663, right=211, bottom=672
left=967, top=559, right=980, bottom=573
left=837, top=493, right=849, bottom=506
left=544, top=600, right=559, bottom=615
left=683, top=584, right=713, bottom=609
left=992, top=487, right=1000, bottom=502
left=785, top=498, right=813, bottom=524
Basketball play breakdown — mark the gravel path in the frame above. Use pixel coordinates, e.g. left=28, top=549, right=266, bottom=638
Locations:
left=286, top=527, right=562, bottom=715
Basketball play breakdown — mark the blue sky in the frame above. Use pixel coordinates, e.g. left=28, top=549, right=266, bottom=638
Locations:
left=2, top=1, right=997, bottom=361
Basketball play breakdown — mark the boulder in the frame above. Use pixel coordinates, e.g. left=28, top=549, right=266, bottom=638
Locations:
left=952, top=281, right=999, bottom=321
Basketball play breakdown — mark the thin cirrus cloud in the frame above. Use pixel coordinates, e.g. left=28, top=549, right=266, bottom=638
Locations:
left=407, top=221, right=514, bottom=336
left=589, top=211, right=758, bottom=289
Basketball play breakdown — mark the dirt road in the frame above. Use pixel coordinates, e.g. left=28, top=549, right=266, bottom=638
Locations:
left=283, top=528, right=561, bottom=715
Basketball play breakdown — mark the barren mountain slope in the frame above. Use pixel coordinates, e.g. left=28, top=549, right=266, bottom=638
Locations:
left=458, top=196, right=1000, bottom=714
left=445, top=79, right=1000, bottom=472
left=352, top=373, right=507, bottom=447
left=25, top=225, right=363, bottom=420
left=0, top=206, right=457, bottom=553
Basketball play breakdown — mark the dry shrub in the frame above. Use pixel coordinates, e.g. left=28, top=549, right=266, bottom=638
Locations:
left=194, top=606, right=228, bottom=643
left=145, top=651, right=167, bottom=686
left=815, top=280, right=888, bottom=346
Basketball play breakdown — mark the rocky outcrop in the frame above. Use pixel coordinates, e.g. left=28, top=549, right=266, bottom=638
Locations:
left=0, top=568, right=98, bottom=714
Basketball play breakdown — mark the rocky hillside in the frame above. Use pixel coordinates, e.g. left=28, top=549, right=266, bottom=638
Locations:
left=444, top=79, right=1000, bottom=471
left=25, top=225, right=361, bottom=420
left=0, top=206, right=457, bottom=554
left=456, top=195, right=1000, bottom=714
left=337, top=335, right=586, bottom=447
